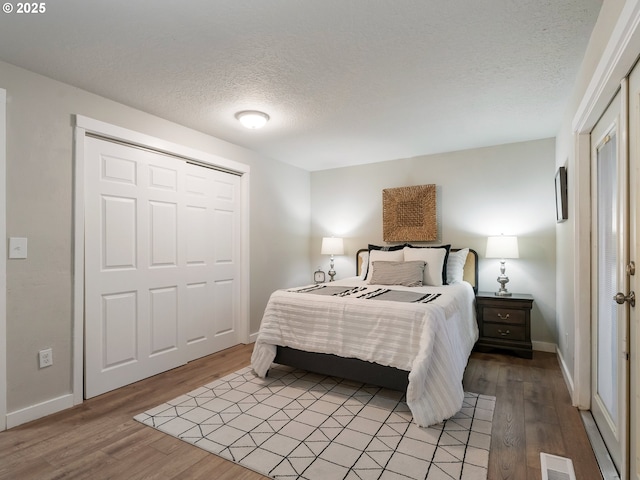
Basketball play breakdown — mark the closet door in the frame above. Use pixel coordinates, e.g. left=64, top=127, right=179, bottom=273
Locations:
left=184, top=163, right=241, bottom=361
left=84, top=137, right=240, bottom=398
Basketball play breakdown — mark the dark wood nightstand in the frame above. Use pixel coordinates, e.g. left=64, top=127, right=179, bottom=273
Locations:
left=475, top=292, right=533, bottom=359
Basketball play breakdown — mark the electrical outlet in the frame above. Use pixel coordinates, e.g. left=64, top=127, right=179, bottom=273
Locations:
left=39, top=348, right=53, bottom=368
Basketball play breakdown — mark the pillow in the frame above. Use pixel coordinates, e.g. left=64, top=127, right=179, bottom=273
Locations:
left=404, top=244, right=451, bottom=284
left=403, top=246, right=447, bottom=286
left=364, top=249, right=405, bottom=280
left=357, top=250, right=370, bottom=278
left=363, top=244, right=406, bottom=279
left=368, top=261, right=425, bottom=287
left=446, top=248, right=469, bottom=284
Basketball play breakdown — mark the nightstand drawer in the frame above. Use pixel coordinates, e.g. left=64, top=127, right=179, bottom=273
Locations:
left=482, top=307, right=526, bottom=325
left=483, top=323, right=527, bottom=341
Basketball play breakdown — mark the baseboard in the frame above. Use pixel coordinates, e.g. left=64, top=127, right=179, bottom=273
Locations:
left=556, top=347, right=576, bottom=403
left=532, top=341, right=557, bottom=353
left=6, top=393, right=74, bottom=429
left=247, top=332, right=259, bottom=343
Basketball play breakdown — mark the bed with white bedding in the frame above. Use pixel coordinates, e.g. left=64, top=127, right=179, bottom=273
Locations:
left=251, top=245, right=479, bottom=427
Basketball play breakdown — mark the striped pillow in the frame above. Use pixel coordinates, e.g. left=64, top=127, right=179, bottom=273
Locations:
left=368, top=261, right=426, bottom=287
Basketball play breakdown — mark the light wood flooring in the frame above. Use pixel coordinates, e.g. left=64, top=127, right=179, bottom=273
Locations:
left=0, top=344, right=603, bottom=480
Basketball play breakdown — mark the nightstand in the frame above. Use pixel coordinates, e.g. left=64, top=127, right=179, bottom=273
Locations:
left=475, top=292, right=533, bottom=359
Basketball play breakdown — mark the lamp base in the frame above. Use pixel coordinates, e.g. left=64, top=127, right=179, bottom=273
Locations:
left=495, top=272, right=511, bottom=296
left=328, top=256, right=336, bottom=282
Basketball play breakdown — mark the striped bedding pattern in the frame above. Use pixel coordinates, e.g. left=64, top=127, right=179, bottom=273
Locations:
left=289, top=284, right=441, bottom=303
left=251, top=278, right=478, bottom=427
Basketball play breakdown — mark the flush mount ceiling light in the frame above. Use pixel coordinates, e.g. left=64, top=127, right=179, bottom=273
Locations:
left=235, top=110, right=270, bottom=129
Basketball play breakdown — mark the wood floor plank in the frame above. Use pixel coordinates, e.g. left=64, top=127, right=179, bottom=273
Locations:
left=0, top=457, right=55, bottom=480
left=462, top=353, right=500, bottom=397
left=523, top=375, right=559, bottom=425
left=123, top=442, right=208, bottom=480
left=550, top=371, right=603, bottom=480
left=491, top=364, right=527, bottom=479
left=100, top=424, right=167, bottom=459
left=42, top=449, right=117, bottom=480
left=0, top=345, right=602, bottom=480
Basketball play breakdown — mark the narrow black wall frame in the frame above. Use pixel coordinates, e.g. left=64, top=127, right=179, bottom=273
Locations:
left=555, top=166, right=568, bottom=222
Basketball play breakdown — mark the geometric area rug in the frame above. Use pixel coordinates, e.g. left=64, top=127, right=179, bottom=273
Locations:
left=135, top=364, right=495, bottom=480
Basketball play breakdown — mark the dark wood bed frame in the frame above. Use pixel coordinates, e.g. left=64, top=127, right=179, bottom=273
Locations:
left=273, top=247, right=479, bottom=391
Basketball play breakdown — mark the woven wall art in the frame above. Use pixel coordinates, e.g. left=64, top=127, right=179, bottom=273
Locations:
left=383, top=184, right=437, bottom=242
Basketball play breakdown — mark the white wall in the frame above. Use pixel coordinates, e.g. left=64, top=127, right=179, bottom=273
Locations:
left=311, top=138, right=557, bottom=345
left=0, top=60, right=310, bottom=415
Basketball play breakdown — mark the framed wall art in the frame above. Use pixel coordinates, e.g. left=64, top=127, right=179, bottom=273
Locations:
left=555, top=166, right=568, bottom=222
left=382, top=184, right=437, bottom=242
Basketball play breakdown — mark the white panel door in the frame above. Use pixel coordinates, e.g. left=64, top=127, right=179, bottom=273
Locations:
left=84, top=138, right=240, bottom=398
left=184, top=163, right=241, bottom=361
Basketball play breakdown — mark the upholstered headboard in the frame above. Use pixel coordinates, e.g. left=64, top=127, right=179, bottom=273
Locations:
left=356, top=247, right=479, bottom=293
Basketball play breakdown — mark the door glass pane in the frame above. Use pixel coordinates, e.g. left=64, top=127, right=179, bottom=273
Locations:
left=597, top=132, right=618, bottom=423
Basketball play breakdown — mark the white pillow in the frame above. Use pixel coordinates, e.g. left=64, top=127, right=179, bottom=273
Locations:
left=403, top=246, right=446, bottom=286
left=446, top=248, right=469, bottom=284
left=365, top=249, right=404, bottom=281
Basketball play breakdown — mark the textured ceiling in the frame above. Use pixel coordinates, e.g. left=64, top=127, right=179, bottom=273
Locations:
left=0, top=0, right=602, bottom=171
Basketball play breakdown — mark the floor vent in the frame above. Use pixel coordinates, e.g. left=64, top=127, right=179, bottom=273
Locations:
left=540, top=453, right=577, bottom=480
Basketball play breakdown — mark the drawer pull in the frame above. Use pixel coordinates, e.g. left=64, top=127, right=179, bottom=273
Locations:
left=498, top=329, right=511, bottom=336
left=497, top=313, right=510, bottom=320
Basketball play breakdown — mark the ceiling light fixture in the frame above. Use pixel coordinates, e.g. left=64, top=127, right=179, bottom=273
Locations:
left=235, top=110, right=270, bottom=129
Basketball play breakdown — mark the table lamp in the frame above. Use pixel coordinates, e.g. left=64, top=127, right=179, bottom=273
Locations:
left=485, top=235, right=519, bottom=296
left=321, top=237, right=344, bottom=282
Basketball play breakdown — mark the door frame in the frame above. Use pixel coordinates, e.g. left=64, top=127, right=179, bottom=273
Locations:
left=0, top=88, right=7, bottom=430
left=72, top=115, right=251, bottom=404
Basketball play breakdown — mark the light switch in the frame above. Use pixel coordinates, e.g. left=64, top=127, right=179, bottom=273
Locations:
left=9, top=237, right=27, bottom=259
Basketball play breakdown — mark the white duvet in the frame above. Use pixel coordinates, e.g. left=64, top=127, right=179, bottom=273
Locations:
left=251, top=277, right=478, bottom=427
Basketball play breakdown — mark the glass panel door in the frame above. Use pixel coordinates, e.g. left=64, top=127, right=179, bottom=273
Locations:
left=596, top=130, right=618, bottom=422
left=591, top=89, right=628, bottom=475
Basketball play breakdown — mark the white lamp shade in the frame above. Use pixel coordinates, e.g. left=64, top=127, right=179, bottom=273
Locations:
left=321, top=237, right=344, bottom=255
left=235, top=110, right=269, bottom=129
left=486, top=235, right=519, bottom=259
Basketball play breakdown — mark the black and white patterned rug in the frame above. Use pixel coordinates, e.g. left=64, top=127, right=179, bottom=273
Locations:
left=135, top=365, right=495, bottom=480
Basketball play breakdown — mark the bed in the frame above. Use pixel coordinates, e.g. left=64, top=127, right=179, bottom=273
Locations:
left=251, top=245, right=479, bottom=427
